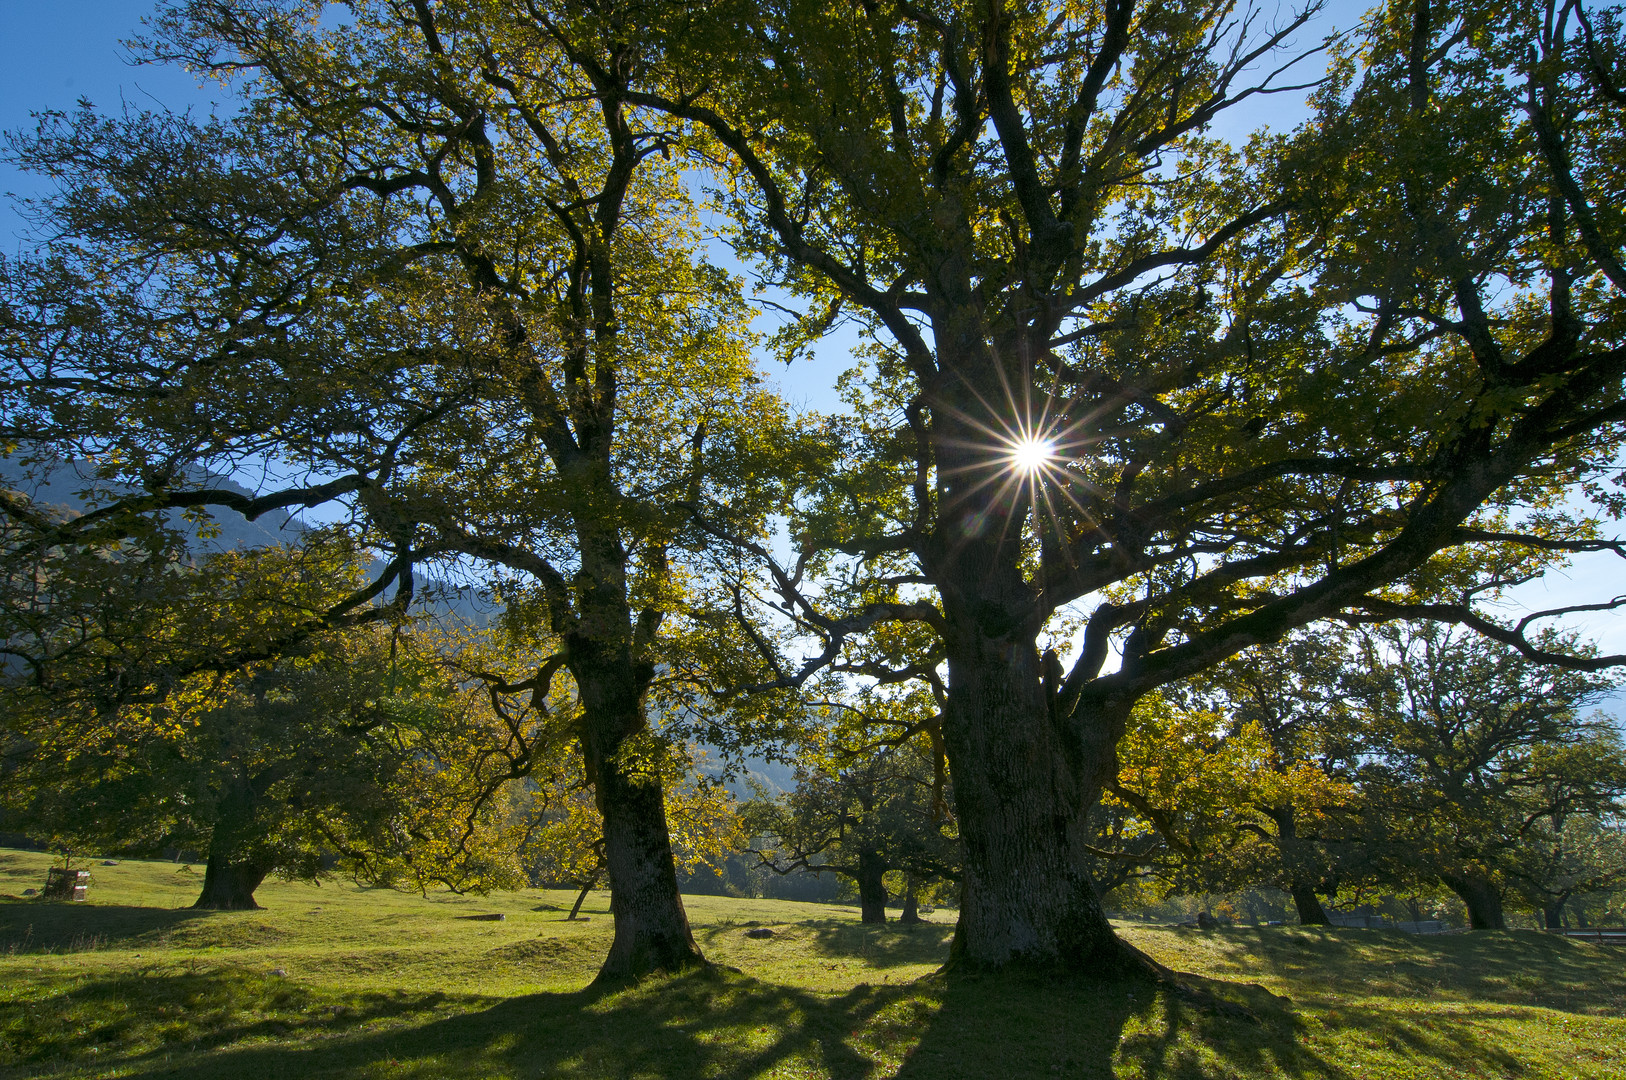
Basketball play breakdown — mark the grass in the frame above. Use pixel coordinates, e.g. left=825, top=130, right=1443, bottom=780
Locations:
left=1, top=848, right=1622, bottom=1079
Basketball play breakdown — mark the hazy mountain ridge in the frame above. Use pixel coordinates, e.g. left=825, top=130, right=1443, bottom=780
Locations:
left=0, top=455, right=304, bottom=552
left=0, top=455, right=491, bottom=625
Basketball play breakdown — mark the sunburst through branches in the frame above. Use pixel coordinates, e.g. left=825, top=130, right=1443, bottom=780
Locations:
left=1009, top=437, right=1056, bottom=474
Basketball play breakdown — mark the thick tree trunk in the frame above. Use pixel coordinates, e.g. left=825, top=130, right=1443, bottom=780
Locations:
left=192, top=773, right=269, bottom=910
left=1441, top=872, right=1506, bottom=930
left=566, top=523, right=706, bottom=982
left=856, top=849, right=889, bottom=924
left=922, top=339, right=1156, bottom=978
left=938, top=637, right=1142, bottom=974
left=192, top=852, right=269, bottom=910
left=590, top=745, right=704, bottom=979
left=1291, top=882, right=1331, bottom=926
left=899, top=875, right=924, bottom=924
left=1541, top=895, right=1568, bottom=930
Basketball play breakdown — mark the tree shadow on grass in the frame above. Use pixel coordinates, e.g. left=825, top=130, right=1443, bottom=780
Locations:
left=1110, top=974, right=1339, bottom=1080
left=1304, top=1003, right=1534, bottom=1077
left=0, top=903, right=212, bottom=954
left=5, top=944, right=1597, bottom=1080
left=889, top=969, right=1329, bottom=1080
left=72, top=967, right=900, bottom=1080
left=700, top=918, right=956, bottom=970
left=1173, top=927, right=1626, bottom=1015
left=0, top=969, right=448, bottom=1076
left=9, top=963, right=1292, bottom=1080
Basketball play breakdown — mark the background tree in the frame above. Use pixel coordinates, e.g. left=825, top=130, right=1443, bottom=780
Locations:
left=743, top=736, right=958, bottom=924
left=1507, top=810, right=1626, bottom=929
left=1348, top=624, right=1626, bottom=929
left=575, top=0, right=1626, bottom=973
left=1165, top=631, right=1369, bottom=925
left=2, top=601, right=524, bottom=910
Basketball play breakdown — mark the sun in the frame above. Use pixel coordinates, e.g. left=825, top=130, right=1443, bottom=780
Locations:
left=1010, top=437, right=1056, bottom=473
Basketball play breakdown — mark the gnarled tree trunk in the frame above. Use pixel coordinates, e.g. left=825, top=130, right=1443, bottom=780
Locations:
left=856, top=849, right=889, bottom=924
left=938, top=630, right=1142, bottom=974
left=1441, top=872, right=1506, bottom=930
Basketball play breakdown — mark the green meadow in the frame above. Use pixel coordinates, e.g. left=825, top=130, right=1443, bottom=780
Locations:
left=2, top=848, right=1622, bottom=1079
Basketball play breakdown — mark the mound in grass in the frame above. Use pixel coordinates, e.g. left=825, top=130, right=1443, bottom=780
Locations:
left=2, top=848, right=1622, bottom=1079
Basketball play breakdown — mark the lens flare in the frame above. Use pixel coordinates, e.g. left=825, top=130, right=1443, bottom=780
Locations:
left=1010, top=437, right=1056, bottom=473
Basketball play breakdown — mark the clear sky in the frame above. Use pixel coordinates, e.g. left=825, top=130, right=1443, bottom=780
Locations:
left=4, top=1, right=1624, bottom=658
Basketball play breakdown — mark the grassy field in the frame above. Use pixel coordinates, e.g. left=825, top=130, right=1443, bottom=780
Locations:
left=2, top=848, right=1622, bottom=1079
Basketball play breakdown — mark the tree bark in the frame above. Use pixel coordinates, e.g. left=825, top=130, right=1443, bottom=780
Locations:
left=588, top=739, right=704, bottom=979
left=1291, top=882, right=1331, bottom=926
left=937, top=630, right=1142, bottom=974
left=192, top=852, right=269, bottom=910
left=1541, top=895, right=1568, bottom=930
left=856, top=849, right=889, bottom=924
left=1441, top=872, right=1506, bottom=930
left=899, top=875, right=923, bottom=924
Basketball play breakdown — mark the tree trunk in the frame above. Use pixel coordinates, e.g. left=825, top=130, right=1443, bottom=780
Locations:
left=590, top=744, right=704, bottom=979
left=938, top=637, right=1141, bottom=974
left=1291, top=882, right=1331, bottom=926
left=192, top=852, right=269, bottom=910
left=923, top=341, right=1156, bottom=977
left=567, top=857, right=602, bottom=920
left=569, top=528, right=706, bottom=982
left=899, top=875, right=924, bottom=924
left=1265, top=806, right=1330, bottom=926
left=1441, top=872, right=1506, bottom=930
left=192, top=772, right=269, bottom=910
left=1541, top=895, right=1568, bottom=930
left=856, top=849, right=889, bottom=924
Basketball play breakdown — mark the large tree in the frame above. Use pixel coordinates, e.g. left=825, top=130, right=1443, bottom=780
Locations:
left=539, top=0, right=1626, bottom=974
left=0, top=1, right=785, bottom=978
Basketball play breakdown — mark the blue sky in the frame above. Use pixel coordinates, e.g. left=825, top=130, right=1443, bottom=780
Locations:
left=4, top=0, right=1625, bottom=659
